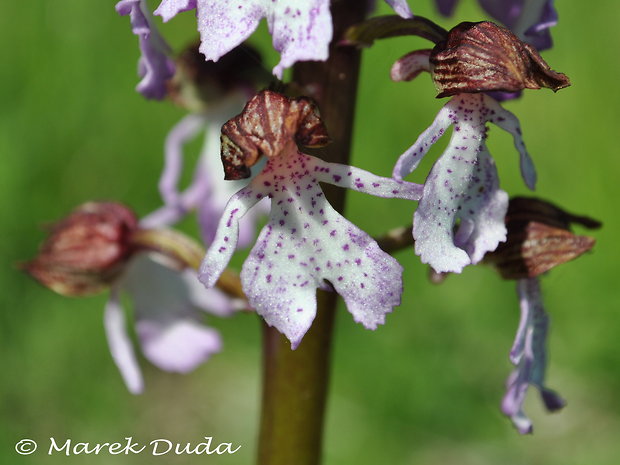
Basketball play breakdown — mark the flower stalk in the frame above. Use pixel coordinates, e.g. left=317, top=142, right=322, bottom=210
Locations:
left=257, top=1, right=366, bottom=463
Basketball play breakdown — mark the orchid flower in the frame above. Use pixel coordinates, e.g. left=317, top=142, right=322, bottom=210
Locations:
left=502, top=277, right=565, bottom=433
left=393, top=91, right=534, bottom=273
left=116, top=0, right=175, bottom=99
left=435, top=0, right=557, bottom=51
left=24, top=202, right=238, bottom=394
left=199, top=90, right=422, bottom=348
left=139, top=43, right=271, bottom=246
left=391, top=21, right=569, bottom=273
left=153, top=0, right=413, bottom=78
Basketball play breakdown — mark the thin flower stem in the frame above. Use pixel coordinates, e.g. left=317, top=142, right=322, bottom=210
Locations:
left=257, top=1, right=367, bottom=464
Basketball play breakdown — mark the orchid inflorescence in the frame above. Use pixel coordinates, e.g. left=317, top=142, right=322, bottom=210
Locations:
left=26, top=0, right=600, bottom=442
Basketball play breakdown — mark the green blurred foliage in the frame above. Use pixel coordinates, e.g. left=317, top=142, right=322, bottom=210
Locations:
left=1, top=1, right=619, bottom=464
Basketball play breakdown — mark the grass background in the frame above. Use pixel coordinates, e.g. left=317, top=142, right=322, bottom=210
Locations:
left=1, top=1, right=619, bottom=464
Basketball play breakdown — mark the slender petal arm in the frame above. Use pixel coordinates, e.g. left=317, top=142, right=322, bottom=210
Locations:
left=486, top=95, right=537, bottom=189
left=310, top=156, right=423, bottom=201
left=199, top=184, right=266, bottom=287
left=393, top=104, right=453, bottom=180
left=103, top=289, right=144, bottom=394
left=391, top=50, right=431, bottom=82
left=159, top=113, right=207, bottom=206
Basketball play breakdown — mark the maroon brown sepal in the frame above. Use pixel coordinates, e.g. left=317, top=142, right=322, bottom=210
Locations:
left=430, top=21, right=571, bottom=98
left=220, top=90, right=330, bottom=180
left=23, top=202, right=139, bottom=296
left=486, top=197, right=600, bottom=280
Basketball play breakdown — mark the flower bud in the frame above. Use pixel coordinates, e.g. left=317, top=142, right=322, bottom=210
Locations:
left=430, top=21, right=570, bottom=98
left=486, top=197, right=600, bottom=280
left=24, top=203, right=139, bottom=296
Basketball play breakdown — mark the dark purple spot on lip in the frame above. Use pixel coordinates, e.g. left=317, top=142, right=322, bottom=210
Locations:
left=342, top=244, right=350, bottom=251
left=392, top=190, right=399, bottom=194
left=304, top=223, right=310, bottom=229
left=337, top=276, right=343, bottom=281
left=355, top=182, right=365, bottom=188
left=266, top=274, right=272, bottom=283
left=279, top=220, right=285, bottom=226
left=355, top=258, right=361, bottom=265
left=224, top=236, right=229, bottom=242
left=218, top=247, right=226, bottom=253
left=297, top=308, right=303, bottom=312
left=330, top=230, right=336, bottom=236
left=264, top=181, right=271, bottom=186
left=372, top=183, right=380, bottom=187
left=288, top=254, right=295, bottom=259
left=360, top=283, right=365, bottom=289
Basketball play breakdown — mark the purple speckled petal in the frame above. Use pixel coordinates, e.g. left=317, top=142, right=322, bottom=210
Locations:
left=502, top=278, right=566, bottom=434
left=393, top=103, right=452, bottom=181
left=103, top=288, right=144, bottom=394
left=435, top=0, right=459, bottom=16
left=200, top=149, right=419, bottom=348
left=391, top=50, right=432, bottom=83
left=478, top=0, right=557, bottom=50
left=154, top=0, right=197, bottom=21
left=485, top=96, right=536, bottom=190
left=122, top=255, right=225, bottom=373
left=199, top=185, right=266, bottom=288
left=116, top=0, right=175, bottom=99
left=399, top=94, right=515, bottom=273
left=193, top=0, right=332, bottom=79
left=385, top=0, right=413, bottom=18
left=239, top=152, right=407, bottom=348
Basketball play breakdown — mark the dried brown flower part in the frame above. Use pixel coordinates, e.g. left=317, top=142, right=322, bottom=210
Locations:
left=24, top=203, right=139, bottom=296
left=430, top=21, right=570, bottom=98
left=220, top=90, right=330, bottom=180
left=486, top=197, right=600, bottom=280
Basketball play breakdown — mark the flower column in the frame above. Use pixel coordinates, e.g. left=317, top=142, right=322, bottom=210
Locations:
left=258, top=2, right=367, bottom=464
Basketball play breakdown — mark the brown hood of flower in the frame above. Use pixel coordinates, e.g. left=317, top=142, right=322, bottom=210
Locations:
left=220, top=90, right=330, bottom=180
left=486, top=197, right=600, bottom=280
left=430, top=21, right=570, bottom=98
left=24, top=202, right=139, bottom=296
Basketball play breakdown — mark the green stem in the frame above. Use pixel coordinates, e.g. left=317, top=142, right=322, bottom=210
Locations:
left=257, top=1, right=367, bottom=464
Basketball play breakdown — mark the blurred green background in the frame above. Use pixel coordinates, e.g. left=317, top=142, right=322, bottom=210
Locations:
left=2, top=1, right=619, bottom=464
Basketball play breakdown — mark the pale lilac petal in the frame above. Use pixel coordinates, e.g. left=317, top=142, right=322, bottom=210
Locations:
left=486, top=96, right=537, bottom=190
left=478, top=0, right=557, bottom=50
left=116, top=0, right=175, bottom=99
left=404, top=94, right=511, bottom=273
left=385, top=0, right=413, bottom=18
left=137, top=319, right=222, bottom=373
left=502, top=278, right=566, bottom=433
left=103, top=289, right=144, bottom=394
left=199, top=185, right=266, bottom=288
left=195, top=0, right=332, bottom=79
left=121, top=255, right=225, bottom=373
left=159, top=114, right=208, bottom=207
left=154, top=0, right=197, bottom=22
left=391, top=50, right=432, bottom=82
left=239, top=152, right=405, bottom=348
left=393, top=103, right=453, bottom=181
left=435, top=0, right=459, bottom=16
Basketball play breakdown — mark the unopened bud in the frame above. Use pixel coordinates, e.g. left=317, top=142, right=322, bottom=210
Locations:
left=430, top=21, right=570, bottom=98
left=486, top=197, right=600, bottom=280
left=24, top=203, right=139, bottom=296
